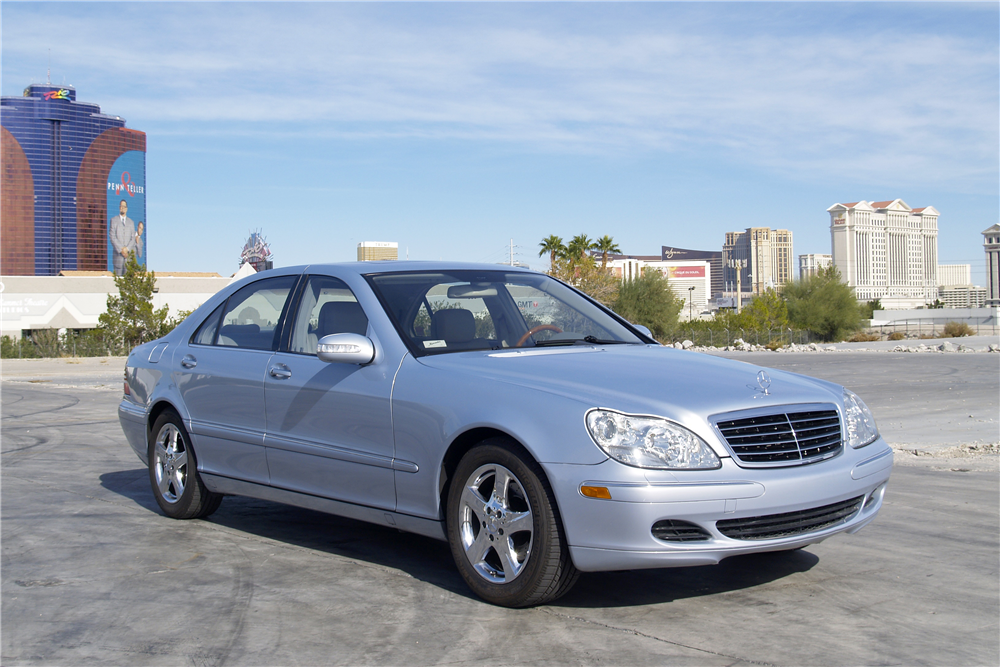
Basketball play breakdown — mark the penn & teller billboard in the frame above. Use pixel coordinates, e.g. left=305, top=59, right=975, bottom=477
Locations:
left=107, top=151, right=146, bottom=275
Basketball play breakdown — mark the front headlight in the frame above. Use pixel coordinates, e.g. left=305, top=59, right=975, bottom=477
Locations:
left=585, top=409, right=721, bottom=470
left=843, top=389, right=879, bottom=448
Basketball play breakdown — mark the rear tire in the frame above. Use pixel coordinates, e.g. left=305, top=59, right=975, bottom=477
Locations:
left=446, top=438, right=578, bottom=607
left=148, top=411, right=222, bottom=519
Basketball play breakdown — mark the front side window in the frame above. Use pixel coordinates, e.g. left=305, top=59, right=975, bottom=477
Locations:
left=367, top=270, right=645, bottom=356
left=287, top=275, right=369, bottom=355
left=216, top=276, right=297, bottom=350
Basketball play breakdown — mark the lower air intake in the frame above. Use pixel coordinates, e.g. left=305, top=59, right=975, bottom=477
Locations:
left=651, top=519, right=711, bottom=542
left=716, top=496, right=864, bottom=540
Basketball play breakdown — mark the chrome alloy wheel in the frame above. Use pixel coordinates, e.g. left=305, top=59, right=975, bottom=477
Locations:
left=153, top=422, right=189, bottom=504
left=458, top=463, right=534, bottom=584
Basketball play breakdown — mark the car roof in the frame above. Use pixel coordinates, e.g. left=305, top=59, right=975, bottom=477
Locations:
left=293, top=261, right=540, bottom=277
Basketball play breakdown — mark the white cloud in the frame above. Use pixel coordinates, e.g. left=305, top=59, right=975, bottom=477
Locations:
left=3, top=3, right=996, bottom=190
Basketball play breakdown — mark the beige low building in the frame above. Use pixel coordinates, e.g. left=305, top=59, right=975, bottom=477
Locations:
left=0, top=270, right=236, bottom=338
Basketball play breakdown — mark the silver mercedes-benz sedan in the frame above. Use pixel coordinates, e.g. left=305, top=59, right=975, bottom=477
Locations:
left=119, top=261, right=892, bottom=607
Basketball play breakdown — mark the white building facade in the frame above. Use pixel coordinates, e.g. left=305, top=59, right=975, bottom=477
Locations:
left=828, top=199, right=938, bottom=308
left=799, top=254, right=832, bottom=279
left=0, top=272, right=233, bottom=338
left=984, top=224, right=1000, bottom=307
left=606, top=257, right=712, bottom=317
left=937, top=264, right=971, bottom=287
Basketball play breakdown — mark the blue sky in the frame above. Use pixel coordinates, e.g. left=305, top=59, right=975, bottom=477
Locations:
left=3, top=2, right=997, bottom=283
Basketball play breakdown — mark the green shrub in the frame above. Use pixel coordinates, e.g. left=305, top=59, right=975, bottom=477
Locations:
left=783, top=266, right=862, bottom=342
left=612, top=269, right=683, bottom=342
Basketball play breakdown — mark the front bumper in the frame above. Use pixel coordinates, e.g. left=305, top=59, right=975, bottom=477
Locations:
left=545, top=439, right=893, bottom=572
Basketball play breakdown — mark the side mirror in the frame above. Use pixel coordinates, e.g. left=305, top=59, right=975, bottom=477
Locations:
left=633, top=324, right=653, bottom=338
left=317, top=333, right=375, bottom=365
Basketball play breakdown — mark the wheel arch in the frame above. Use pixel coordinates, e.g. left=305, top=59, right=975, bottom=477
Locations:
left=438, top=426, right=549, bottom=523
left=146, top=399, right=184, bottom=441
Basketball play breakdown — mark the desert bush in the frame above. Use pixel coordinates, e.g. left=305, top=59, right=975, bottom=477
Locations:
left=942, top=321, right=974, bottom=338
left=887, top=332, right=906, bottom=341
left=847, top=331, right=880, bottom=343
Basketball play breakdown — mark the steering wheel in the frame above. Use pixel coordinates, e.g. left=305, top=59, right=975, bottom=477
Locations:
left=515, top=324, right=563, bottom=347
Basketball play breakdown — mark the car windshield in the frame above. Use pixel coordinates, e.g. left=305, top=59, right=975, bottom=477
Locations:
left=366, top=270, right=645, bottom=356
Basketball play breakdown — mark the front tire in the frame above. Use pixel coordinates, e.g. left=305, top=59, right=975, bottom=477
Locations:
left=148, top=411, right=222, bottom=519
left=446, top=438, right=578, bottom=607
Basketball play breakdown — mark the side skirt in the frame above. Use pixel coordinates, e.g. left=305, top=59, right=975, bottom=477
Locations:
left=201, top=473, right=447, bottom=542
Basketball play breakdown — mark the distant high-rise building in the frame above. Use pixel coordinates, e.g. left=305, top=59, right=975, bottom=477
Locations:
left=828, top=200, right=938, bottom=307
left=1, top=83, right=146, bottom=276
left=723, top=228, right=793, bottom=295
left=799, top=254, right=832, bottom=279
left=357, top=242, right=398, bottom=261
left=984, top=224, right=1000, bottom=307
left=937, top=264, right=971, bottom=287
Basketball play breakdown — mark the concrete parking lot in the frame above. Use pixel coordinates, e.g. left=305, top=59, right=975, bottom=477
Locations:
left=2, top=352, right=998, bottom=666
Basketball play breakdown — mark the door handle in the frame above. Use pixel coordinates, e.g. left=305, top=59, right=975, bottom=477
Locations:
left=269, top=365, right=291, bottom=379
left=181, top=355, right=197, bottom=369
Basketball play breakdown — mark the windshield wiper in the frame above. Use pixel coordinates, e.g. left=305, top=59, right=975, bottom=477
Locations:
left=531, top=336, right=633, bottom=347
left=531, top=339, right=577, bottom=347
left=581, top=336, right=633, bottom=345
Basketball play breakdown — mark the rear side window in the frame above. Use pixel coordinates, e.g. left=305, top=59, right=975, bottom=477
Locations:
left=191, top=303, right=224, bottom=345
left=216, top=276, right=297, bottom=350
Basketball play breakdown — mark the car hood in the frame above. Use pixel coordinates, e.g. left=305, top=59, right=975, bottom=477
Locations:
left=416, top=344, right=843, bottom=425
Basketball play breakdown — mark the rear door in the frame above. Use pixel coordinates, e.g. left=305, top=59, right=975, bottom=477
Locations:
left=175, top=275, right=298, bottom=484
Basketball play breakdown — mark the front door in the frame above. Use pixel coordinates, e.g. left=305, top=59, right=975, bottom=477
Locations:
left=263, top=274, right=396, bottom=510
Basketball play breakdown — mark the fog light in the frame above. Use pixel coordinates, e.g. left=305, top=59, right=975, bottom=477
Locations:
left=580, top=485, right=612, bottom=500
left=864, top=484, right=885, bottom=509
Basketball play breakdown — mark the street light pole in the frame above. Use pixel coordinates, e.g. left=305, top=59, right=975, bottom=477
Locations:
left=688, top=285, right=695, bottom=321
left=728, top=259, right=747, bottom=314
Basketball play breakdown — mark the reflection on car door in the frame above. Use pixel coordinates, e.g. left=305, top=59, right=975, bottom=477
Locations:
left=175, top=275, right=297, bottom=484
left=263, top=275, right=396, bottom=510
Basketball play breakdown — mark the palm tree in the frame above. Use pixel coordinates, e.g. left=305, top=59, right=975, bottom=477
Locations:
left=566, top=234, right=596, bottom=262
left=538, top=235, right=565, bottom=267
left=594, top=235, right=621, bottom=270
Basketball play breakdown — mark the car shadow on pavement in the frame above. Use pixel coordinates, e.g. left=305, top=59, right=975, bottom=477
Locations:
left=100, top=468, right=473, bottom=599
left=101, top=468, right=819, bottom=608
left=556, top=550, right=819, bottom=609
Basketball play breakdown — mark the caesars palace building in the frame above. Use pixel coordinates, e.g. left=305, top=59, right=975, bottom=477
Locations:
left=828, top=199, right=939, bottom=309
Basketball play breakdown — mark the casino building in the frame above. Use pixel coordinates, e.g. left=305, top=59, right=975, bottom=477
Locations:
left=827, top=199, right=938, bottom=308
left=599, top=246, right=722, bottom=318
left=1, top=83, right=146, bottom=276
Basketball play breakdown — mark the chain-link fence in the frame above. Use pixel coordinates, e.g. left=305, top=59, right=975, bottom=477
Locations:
left=874, top=320, right=999, bottom=338
left=1, top=330, right=129, bottom=359
left=670, top=320, right=999, bottom=349
left=671, top=328, right=816, bottom=348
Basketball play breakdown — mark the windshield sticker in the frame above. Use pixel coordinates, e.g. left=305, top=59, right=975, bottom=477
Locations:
left=423, top=340, right=447, bottom=348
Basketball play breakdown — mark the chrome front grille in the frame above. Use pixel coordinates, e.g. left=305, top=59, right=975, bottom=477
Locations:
left=715, top=409, right=842, bottom=467
left=716, top=495, right=864, bottom=540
